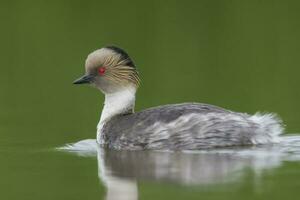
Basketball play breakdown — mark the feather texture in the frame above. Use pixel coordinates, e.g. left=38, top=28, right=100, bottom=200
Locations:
left=98, top=103, right=284, bottom=150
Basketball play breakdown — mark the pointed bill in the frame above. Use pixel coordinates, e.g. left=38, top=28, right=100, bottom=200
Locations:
left=73, top=74, right=94, bottom=84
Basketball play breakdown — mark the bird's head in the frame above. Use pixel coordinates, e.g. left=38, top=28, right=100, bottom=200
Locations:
left=73, top=46, right=140, bottom=94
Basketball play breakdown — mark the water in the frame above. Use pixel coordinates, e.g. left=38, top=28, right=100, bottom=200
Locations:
left=58, top=136, right=300, bottom=200
left=1, top=0, right=300, bottom=199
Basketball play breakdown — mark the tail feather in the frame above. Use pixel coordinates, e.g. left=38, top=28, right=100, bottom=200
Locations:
left=249, top=113, right=284, bottom=144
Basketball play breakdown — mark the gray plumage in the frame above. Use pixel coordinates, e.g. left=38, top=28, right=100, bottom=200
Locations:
left=100, top=103, right=283, bottom=150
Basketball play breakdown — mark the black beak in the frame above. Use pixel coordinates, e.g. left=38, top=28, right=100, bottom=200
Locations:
left=73, top=74, right=94, bottom=84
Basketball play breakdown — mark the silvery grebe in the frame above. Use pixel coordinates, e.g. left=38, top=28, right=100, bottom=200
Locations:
left=73, top=46, right=284, bottom=150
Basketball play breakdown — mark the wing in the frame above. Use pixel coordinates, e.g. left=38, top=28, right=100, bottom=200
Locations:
left=102, top=103, right=249, bottom=149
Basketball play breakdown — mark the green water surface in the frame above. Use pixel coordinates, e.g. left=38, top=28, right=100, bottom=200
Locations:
left=0, top=0, right=300, bottom=199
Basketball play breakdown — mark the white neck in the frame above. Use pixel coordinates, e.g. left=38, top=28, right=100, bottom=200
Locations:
left=100, top=86, right=136, bottom=123
left=97, top=85, right=136, bottom=142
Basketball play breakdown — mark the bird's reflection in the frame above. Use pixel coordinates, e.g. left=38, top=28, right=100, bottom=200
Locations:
left=59, top=135, right=300, bottom=200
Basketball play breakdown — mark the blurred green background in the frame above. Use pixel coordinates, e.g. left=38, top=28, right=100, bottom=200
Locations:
left=0, top=0, right=299, bottom=200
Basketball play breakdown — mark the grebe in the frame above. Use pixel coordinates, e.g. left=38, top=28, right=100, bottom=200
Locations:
left=73, top=46, right=284, bottom=150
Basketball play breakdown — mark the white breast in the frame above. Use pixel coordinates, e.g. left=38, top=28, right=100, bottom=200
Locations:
left=97, top=85, right=136, bottom=144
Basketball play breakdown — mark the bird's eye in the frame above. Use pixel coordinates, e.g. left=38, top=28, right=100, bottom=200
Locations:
left=98, top=66, right=106, bottom=76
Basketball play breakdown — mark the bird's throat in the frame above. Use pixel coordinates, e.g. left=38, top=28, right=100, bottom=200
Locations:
left=98, top=85, right=136, bottom=127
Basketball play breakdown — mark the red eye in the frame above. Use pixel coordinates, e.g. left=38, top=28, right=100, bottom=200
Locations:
left=98, top=66, right=106, bottom=75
